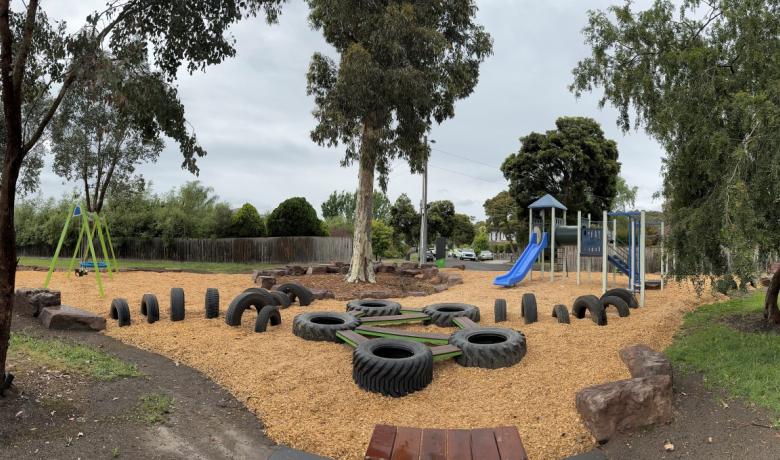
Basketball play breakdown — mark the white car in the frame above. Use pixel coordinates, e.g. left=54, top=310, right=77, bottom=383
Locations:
left=459, top=248, right=477, bottom=261
left=479, top=250, right=494, bottom=261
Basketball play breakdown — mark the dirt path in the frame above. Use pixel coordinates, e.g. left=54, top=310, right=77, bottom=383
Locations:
left=1, top=315, right=325, bottom=460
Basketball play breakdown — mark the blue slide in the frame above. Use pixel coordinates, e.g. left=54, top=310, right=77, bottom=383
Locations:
left=493, top=232, right=549, bottom=287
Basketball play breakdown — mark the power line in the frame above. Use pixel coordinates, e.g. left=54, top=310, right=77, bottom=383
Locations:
left=428, top=163, right=504, bottom=184
left=430, top=147, right=501, bottom=169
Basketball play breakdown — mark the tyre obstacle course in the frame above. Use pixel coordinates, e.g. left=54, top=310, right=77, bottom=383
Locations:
left=292, top=301, right=529, bottom=397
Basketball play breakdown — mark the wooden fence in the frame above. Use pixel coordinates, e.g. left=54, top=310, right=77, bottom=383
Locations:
left=17, top=236, right=353, bottom=265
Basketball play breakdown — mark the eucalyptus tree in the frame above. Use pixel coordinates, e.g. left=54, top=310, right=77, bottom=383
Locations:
left=305, top=0, right=492, bottom=282
left=571, top=1, right=780, bottom=321
left=0, top=0, right=284, bottom=392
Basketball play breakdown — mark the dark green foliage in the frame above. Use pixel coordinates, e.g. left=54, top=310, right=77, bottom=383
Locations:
left=321, top=190, right=391, bottom=222
left=483, top=191, right=522, bottom=250
left=266, top=197, right=325, bottom=237
left=230, top=203, right=265, bottom=238
left=389, top=193, right=419, bottom=246
left=451, top=214, right=475, bottom=246
left=371, top=220, right=394, bottom=259
left=501, top=117, right=620, bottom=218
left=714, top=275, right=739, bottom=295
left=427, top=200, right=456, bottom=239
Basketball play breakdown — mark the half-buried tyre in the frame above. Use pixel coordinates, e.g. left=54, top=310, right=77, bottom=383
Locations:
left=602, top=288, right=639, bottom=308
left=110, top=298, right=131, bottom=327
left=572, top=295, right=607, bottom=326
left=170, top=288, right=185, bottom=322
left=292, top=312, right=361, bottom=342
left=521, top=293, right=538, bottom=324
left=422, top=303, right=480, bottom=327
left=601, top=295, right=630, bottom=317
left=254, top=305, right=282, bottom=333
left=449, top=327, right=527, bottom=369
left=269, top=291, right=291, bottom=309
left=243, top=288, right=281, bottom=306
left=352, top=338, right=433, bottom=397
left=225, top=291, right=276, bottom=327
left=140, top=294, right=160, bottom=324
left=494, top=299, right=507, bottom=322
left=346, top=299, right=401, bottom=317
left=552, top=304, right=570, bottom=324
left=275, top=283, right=314, bottom=306
left=205, top=288, right=219, bottom=319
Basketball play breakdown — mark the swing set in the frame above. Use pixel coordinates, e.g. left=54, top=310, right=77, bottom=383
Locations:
left=43, top=202, right=118, bottom=297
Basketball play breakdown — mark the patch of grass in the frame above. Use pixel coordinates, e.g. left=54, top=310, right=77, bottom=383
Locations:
left=666, top=292, right=780, bottom=412
left=9, top=333, right=141, bottom=381
left=18, top=256, right=273, bottom=274
left=136, top=393, right=174, bottom=424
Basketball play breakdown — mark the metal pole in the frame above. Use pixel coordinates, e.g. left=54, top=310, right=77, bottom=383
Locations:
left=629, top=220, right=635, bottom=289
left=587, top=213, right=592, bottom=281
left=602, top=210, right=608, bottom=294
left=576, top=210, right=581, bottom=286
left=660, top=221, right=665, bottom=291
left=541, top=210, right=545, bottom=278
left=640, top=211, right=646, bottom=306
left=418, top=158, right=428, bottom=268
left=551, top=207, right=556, bottom=282
left=612, top=218, right=617, bottom=283
left=529, top=208, right=533, bottom=280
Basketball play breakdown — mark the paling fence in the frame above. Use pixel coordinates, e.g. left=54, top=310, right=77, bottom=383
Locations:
left=17, top=236, right=353, bottom=265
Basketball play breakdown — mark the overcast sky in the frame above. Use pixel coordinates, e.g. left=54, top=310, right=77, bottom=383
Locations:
left=41, top=0, right=664, bottom=220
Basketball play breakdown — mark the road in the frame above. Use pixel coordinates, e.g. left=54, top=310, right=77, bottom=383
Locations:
left=443, top=258, right=514, bottom=272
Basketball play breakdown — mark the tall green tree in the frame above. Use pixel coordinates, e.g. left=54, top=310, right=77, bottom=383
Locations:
left=321, top=189, right=391, bottom=221
left=389, top=193, right=419, bottom=246
left=306, top=0, right=492, bottom=282
left=0, top=0, right=284, bottom=390
left=501, top=117, right=621, bottom=217
left=484, top=191, right=521, bottom=254
left=427, top=200, right=456, bottom=240
left=230, top=203, right=266, bottom=238
left=450, top=213, right=475, bottom=246
left=266, top=197, right=325, bottom=237
left=570, top=1, right=780, bottom=321
left=613, top=176, right=638, bottom=212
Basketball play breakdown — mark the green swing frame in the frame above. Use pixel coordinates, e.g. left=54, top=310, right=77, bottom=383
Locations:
left=44, top=202, right=119, bottom=297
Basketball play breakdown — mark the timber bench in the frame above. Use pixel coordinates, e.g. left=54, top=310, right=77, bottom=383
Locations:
left=365, top=424, right=528, bottom=460
left=336, top=329, right=462, bottom=361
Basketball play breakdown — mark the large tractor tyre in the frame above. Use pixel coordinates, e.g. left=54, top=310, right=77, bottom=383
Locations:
left=205, top=288, right=220, bottom=319
left=422, top=303, right=480, bottom=327
left=274, top=283, right=314, bottom=306
left=243, top=288, right=281, bottom=306
left=254, top=305, right=282, bottom=333
left=552, top=304, right=570, bottom=324
left=269, top=291, right=291, bottom=309
left=292, top=312, right=361, bottom=342
left=110, top=298, right=131, bottom=327
left=225, top=291, right=276, bottom=327
left=572, top=295, right=608, bottom=326
left=601, top=295, right=630, bottom=317
left=140, top=294, right=160, bottom=324
left=602, top=288, right=639, bottom=308
left=346, top=299, right=402, bottom=317
left=521, top=293, right=538, bottom=324
left=352, top=338, right=434, bottom=397
left=494, top=299, right=507, bottom=323
left=449, top=327, right=527, bottom=369
left=170, top=288, right=185, bottom=322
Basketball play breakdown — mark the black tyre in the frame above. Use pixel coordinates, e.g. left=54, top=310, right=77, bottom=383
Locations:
left=254, top=305, right=282, bottom=333
left=572, top=295, right=607, bottom=326
left=243, top=288, right=280, bottom=306
left=601, top=295, right=630, bottom=317
left=352, top=338, right=433, bottom=397
left=602, top=288, right=639, bottom=308
left=274, top=283, right=314, bottom=306
left=346, top=299, right=401, bottom=317
left=140, top=294, right=160, bottom=324
left=292, top=311, right=361, bottom=342
left=422, top=303, right=480, bottom=327
left=170, top=288, right=185, bottom=321
left=494, top=299, right=507, bottom=323
left=225, top=291, right=276, bottom=327
left=552, top=304, right=570, bottom=324
left=205, top=288, right=219, bottom=319
left=269, top=291, right=291, bottom=309
left=449, top=327, right=527, bottom=369
left=521, top=293, right=538, bottom=324
left=110, top=298, right=131, bottom=327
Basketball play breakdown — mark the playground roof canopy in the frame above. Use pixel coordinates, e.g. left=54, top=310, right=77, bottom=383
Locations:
left=528, top=194, right=567, bottom=211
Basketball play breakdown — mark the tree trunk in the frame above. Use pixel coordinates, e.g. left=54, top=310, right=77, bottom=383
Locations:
left=347, top=132, right=377, bottom=283
left=0, top=143, right=21, bottom=389
left=765, top=267, right=780, bottom=323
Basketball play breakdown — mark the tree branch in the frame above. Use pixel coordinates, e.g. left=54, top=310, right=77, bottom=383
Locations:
left=12, top=0, right=39, bottom=94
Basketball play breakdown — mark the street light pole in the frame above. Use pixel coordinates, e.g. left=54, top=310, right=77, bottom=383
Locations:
left=419, top=138, right=434, bottom=267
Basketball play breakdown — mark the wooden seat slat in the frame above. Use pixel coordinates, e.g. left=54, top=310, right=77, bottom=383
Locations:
left=470, top=429, right=500, bottom=460
left=446, top=429, right=472, bottom=460
left=365, top=425, right=525, bottom=460
left=360, top=313, right=430, bottom=323
left=337, top=330, right=369, bottom=347
left=420, top=428, right=447, bottom=460
left=390, top=427, right=422, bottom=460
left=365, top=424, right=396, bottom=460
left=495, top=426, right=528, bottom=460
left=356, top=325, right=450, bottom=341
left=452, top=317, right=479, bottom=329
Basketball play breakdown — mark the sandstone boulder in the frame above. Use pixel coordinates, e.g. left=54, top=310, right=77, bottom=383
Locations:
left=306, top=265, right=329, bottom=275
left=421, top=267, right=439, bottom=280
left=39, top=305, right=106, bottom=331
left=399, top=262, right=418, bottom=270
left=256, top=276, right=277, bottom=290
left=15, top=288, right=61, bottom=317
left=433, top=284, right=448, bottom=293
left=400, top=269, right=422, bottom=277
left=310, top=288, right=336, bottom=300
left=374, top=263, right=397, bottom=274
left=446, top=274, right=464, bottom=286
left=359, top=290, right=394, bottom=300
left=405, top=291, right=428, bottom=297
left=619, top=345, right=672, bottom=379
left=286, top=265, right=306, bottom=276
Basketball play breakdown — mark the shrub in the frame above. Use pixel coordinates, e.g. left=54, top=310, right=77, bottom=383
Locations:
left=230, top=203, right=266, bottom=237
left=372, top=220, right=394, bottom=260
left=266, top=197, right=325, bottom=237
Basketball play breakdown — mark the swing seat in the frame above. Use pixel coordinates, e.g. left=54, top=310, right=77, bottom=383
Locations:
left=80, top=261, right=108, bottom=269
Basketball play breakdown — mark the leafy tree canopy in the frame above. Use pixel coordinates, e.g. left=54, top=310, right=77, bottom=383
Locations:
left=266, top=197, right=325, bottom=237
left=501, top=117, right=620, bottom=218
left=321, top=189, right=391, bottom=221
left=371, top=219, right=394, bottom=260
left=451, top=213, right=475, bottom=246
left=231, top=203, right=266, bottom=238
left=484, top=190, right=521, bottom=251
left=389, top=193, right=419, bottom=246
left=427, top=200, right=456, bottom=240
left=613, top=176, right=638, bottom=212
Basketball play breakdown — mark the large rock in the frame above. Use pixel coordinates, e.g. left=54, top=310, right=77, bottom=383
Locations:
left=256, top=276, right=277, bottom=290
left=400, top=269, right=422, bottom=277
left=399, top=262, right=418, bottom=270
left=446, top=274, right=464, bottom=286
left=39, top=305, right=106, bottom=331
left=576, top=375, right=673, bottom=443
left=374, top=263, right=397, bottom=274
left=420, top=267, right=439, bottom=280
left=359, top=290, right=394, bottom=300
left=433, top=284, right=448, bottom=293
left=14, top=288, right=61, bottom=317
left=325, top=264, right=341, bottom=274
left=310, top=288, right=335, bottom=300
left=306, top=265, right=329, bottom=275
left=619, top=345, right=672, bottom=379
left=286, top=265, right=306, bottom=276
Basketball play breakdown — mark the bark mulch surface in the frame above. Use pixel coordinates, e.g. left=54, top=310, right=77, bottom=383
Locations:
left=17, top=269, right=714, bottom=459
left=276, top=272, right=437, bottom=299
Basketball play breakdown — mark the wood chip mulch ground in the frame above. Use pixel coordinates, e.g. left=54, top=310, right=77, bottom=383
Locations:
left=17, top=269, right=717, bottom=459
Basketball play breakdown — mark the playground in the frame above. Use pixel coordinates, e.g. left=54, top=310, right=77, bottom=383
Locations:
left=16, top=266, right=713, bottom=459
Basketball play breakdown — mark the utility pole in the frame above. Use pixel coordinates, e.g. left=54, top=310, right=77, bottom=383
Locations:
left=419, top=138, right=434, bottom=267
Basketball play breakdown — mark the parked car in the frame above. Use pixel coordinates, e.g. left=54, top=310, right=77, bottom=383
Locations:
left=425, top=250, right=436, bottom=262
left=459, top=248, right=477, bottom=261
left=479, top=250, right=494, bottom=261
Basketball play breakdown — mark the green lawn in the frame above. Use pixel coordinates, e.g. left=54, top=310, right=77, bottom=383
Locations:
left=666, top=292, right=780, bottom=413
left=19, top=256, right=272, bottom=274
